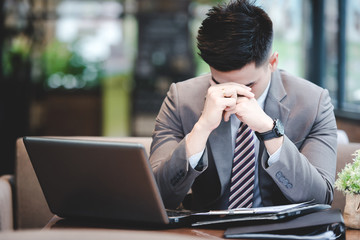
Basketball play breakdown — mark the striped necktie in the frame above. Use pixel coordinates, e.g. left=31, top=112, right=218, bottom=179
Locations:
left=228, top=122, right=256, bottom=209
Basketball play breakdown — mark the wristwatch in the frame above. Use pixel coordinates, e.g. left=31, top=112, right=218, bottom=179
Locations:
left=255, top=119, right=284, bottom=141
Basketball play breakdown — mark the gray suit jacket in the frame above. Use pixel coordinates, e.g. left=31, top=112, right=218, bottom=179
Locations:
left=149, top=69, right=337, bottom=210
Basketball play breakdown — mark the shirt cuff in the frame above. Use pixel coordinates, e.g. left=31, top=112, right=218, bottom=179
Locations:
left=267, top=146, right=282, bottom=166
left=189, top=149, right=205, bottom=169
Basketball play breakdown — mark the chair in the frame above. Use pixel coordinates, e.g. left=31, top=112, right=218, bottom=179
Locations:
left=0, top=175, right=14, bottom=231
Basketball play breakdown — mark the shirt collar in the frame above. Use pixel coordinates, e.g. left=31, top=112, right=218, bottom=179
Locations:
left=257, top=79, right=271, bottom=110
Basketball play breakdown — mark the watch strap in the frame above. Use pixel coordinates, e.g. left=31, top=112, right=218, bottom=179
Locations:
left=255, top=119, right=284, bottom=141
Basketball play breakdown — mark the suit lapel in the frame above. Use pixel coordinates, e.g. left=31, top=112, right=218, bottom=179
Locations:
left=208, top=119, right=233, bottom=195
left=264, top=70, right=289, bottom=122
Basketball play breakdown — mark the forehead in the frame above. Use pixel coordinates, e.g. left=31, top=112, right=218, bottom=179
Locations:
left=211, top=63, right=266, bottom=84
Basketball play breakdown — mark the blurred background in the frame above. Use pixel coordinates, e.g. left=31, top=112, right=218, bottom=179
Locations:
left=1, top=0, right=360, bottom=175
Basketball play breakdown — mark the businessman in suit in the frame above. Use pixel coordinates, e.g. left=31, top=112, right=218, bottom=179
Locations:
left=149, top=0, right=337, bottom=210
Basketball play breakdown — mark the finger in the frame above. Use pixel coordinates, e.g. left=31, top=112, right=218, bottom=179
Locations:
left=236, top=96, right=250, bottom=104
left=216, top=83, right=254, bottom=99
left=223, top=111, right=232, bottom=122
left=225, top=104, right=236, bottom=111
left=223, top=88, right=238, bottom=99
left=209, top=86, right=237, bottom=100
left=218, top=97, right=237, bottom=109
left=218, top=82, right=252, bottom=91
left=210, top=83, right=254, bottom=100
left=206, top=86, right=225, bottom=100
left=234, top=86, right=254, bottom=99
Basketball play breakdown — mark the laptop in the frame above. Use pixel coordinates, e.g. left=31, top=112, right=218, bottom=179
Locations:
left=23, top=136, right=192, bottom=226
left=23, top=137, right=330, bottom=227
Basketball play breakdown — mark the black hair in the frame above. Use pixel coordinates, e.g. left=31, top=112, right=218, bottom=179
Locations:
left=197, top=0, right=273, bottom=72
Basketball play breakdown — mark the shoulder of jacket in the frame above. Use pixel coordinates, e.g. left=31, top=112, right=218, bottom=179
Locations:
left=278, top=69, right=324, bottom=93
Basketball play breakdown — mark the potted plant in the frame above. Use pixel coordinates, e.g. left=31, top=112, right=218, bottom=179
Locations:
left=335, top=149, right=360, bottom=229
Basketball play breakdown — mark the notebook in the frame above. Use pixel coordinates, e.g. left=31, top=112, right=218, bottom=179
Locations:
left=23, top=136, right=330, bottom=227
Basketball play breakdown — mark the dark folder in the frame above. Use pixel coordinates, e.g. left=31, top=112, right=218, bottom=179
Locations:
left=224, top=208, right=345, bottom=239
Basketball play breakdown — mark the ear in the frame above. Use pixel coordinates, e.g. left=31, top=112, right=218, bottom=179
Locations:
left=269, top=52, right=279, bottom=72
left=209, top=66, right=218, bottom=86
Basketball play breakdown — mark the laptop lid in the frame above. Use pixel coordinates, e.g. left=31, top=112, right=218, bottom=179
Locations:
left=23, top=137, right=170, bottom=224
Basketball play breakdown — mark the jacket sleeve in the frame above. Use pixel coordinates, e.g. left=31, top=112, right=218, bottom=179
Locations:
left=149, top=83, right=208, bottom=209
left=263, top=89, right=337, bottom=204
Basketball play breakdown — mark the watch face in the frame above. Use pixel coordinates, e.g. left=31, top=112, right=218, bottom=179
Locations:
left=275, top=119, right=284, bottom=136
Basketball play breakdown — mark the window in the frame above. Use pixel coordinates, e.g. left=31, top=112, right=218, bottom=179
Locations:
left=344, top=0, right=360, bottom=112
left=324, top=0, right=338, bottom=105
left=263, top=0, right=360, bottom=119
left=259, top=0, right=306, bottom=78
left=326, top=0, right=360, bottom=118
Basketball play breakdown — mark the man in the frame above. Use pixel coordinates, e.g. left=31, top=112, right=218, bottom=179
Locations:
left=149, top=0, right=337, bottom=211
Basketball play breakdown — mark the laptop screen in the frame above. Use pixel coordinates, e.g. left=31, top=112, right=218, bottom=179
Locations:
left=23, top=137, right=170, bottom=224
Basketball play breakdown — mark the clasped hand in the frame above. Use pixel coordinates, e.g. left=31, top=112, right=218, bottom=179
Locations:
left=199, top=82, right=272, bottom=133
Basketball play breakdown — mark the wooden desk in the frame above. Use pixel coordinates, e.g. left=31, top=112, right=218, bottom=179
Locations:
left=44, top=215, right=360, bottom=240
left=45, top=215, right=224, bottom=239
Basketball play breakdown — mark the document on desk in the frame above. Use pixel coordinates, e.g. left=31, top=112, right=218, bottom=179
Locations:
left=190, top=201, right=331, bottom=227
left=193, top=201, right=314, bottom=216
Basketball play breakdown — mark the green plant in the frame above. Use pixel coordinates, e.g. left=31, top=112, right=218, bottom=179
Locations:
left=2, top=34, right=31, bottom=77
left=40, top=39, right=103, bottom=90
left=335, top=149, right=360, bottom=195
